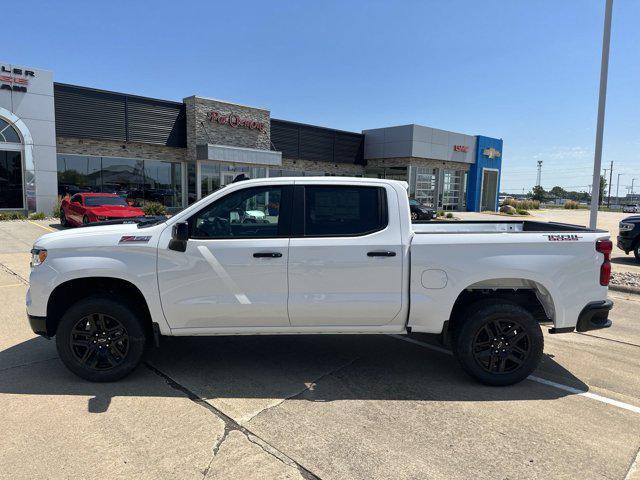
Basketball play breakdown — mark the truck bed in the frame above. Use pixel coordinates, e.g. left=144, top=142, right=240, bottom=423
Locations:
left=412, top=220, right=602, bottom=234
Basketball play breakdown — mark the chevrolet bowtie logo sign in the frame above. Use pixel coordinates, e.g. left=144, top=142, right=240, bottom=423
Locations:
left=483, top=147, right=501, bottom=159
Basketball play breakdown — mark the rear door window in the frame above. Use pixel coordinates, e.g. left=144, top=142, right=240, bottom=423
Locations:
left=303, top=186, right=387, bottom=236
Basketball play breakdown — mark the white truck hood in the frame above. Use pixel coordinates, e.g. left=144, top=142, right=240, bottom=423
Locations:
left=33, top=223, right=166, bottom=249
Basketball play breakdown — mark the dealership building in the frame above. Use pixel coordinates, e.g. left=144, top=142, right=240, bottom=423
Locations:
left=0, top=62, right=503, bottom=214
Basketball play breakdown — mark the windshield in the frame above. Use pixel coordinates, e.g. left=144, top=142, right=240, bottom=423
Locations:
left=409, top=199, right=419, bottom=205
left=84, top=196, right=129, bottom=207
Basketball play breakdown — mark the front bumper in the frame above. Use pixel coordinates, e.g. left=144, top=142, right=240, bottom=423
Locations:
left=549, top=299, right=613, bottom=334
left=28, top=314, right=49, bottom=338
left=617, top=235, right=634, bottom=253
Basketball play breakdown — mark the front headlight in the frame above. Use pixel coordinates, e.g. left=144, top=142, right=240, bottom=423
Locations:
left=620, top=222, right=635, bottom=232
left=30, top=248, right=47, bottom=267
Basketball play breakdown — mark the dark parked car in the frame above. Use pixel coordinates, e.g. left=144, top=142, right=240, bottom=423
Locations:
left=409, top=199, right=436, bottom=221
left=617, top=216, right=640, bottom=262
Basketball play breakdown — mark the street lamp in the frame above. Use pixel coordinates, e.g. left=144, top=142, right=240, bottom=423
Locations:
left=589, top=0, right=614, bottom=229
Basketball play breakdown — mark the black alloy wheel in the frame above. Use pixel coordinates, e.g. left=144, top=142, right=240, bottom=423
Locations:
left=56, top=296, right=147, bottom=382
left=634, top=243, right=640, bottom=262
left=452, top=300, right=543, bottom=386
left=69, top=313, right=129, bottom=371
left=471, top=319, right=530, bottom=374
left=60, top=210, right=67, bottom=227
left=82, top=215, right=90, bottom=225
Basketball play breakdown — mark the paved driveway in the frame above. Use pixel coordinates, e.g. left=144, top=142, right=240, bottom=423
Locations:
left=0, top=219, right=639, bottom=479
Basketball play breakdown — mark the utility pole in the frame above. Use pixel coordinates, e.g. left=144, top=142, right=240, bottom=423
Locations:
left=536, top=161, right=543, bottom=187
left=589, top=0, right=613, bottom=228
left=616, top=172, right=623, bottom=205
left=607, top=160, right=613, bottom=207
left=632, top=178, right=637, bottom=195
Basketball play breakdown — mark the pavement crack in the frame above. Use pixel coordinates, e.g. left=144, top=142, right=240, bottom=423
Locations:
left=0, top=261, right=29, bottom=284
left=575, top=332, right=640, bottom=349
left=244, top=356, right=361, bottom=423
left=0, top=356, right=58, bottom=373
left=143, top=361, right=322, bottom=480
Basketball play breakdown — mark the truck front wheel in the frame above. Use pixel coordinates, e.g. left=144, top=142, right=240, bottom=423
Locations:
left=55, top=296, right=147, bottom=382
left=452, top=300, right=543, bottom=386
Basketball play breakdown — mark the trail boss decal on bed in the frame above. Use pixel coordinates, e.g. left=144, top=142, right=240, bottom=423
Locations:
left=119, top=235, right=152, bottom=244
left=546, top=234, right=582, bottom=242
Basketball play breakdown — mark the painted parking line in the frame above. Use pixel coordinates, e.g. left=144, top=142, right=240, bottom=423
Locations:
left=0, top=283, right=25, bottom=288
left=27, top=220, right=56, bottom=232
left=388, top=334, right=640, bottom=415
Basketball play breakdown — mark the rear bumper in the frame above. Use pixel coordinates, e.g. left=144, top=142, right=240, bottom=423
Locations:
left=576, top=299, right=613, bottom=332
left=549, top=299, right=613, bottom=334
left=28, top=314, right=50, bottom=338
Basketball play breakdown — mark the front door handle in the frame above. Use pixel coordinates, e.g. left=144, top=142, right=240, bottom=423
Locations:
left=367, top=251, right=396, bottom=257
left=253, top=252, right=283, bottom=258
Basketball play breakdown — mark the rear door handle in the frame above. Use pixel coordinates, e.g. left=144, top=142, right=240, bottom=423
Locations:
left=367, top=251, right=396, bottom=257
left=253, top=252, right=283, bottom=258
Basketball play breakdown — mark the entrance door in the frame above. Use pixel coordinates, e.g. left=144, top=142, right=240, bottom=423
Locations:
left=288, top=184, right=403, bottom=327
left=221, top=172, right=236, bottom=186
left=157, top=184, right=293, bottom=330
left=481, top=169, right=499, bottom=211
left=0, top=150, right=23, bottom=209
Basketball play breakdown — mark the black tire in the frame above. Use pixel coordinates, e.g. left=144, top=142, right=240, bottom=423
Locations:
left=55, top=297, right=147, bottom=382
left=452, top=300, right=543, bottom=386
left=60, top=210, right=68, bottom=227
left=634, top=243, right=640, bottom=263
left=82, top=215, right=90, bottom=225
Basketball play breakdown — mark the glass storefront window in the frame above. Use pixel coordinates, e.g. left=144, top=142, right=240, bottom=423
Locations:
left=57, top=155, right=183, bottom=209
left=144, top=160, right=183, bottom=208
left=56, top=155, right=102, bottom=196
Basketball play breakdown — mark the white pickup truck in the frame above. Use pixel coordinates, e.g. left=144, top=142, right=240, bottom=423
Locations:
left=27, top=177, right=613, bottom=385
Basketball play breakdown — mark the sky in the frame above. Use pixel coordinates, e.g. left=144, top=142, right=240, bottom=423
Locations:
left=5, top=0, right=639, bottom=195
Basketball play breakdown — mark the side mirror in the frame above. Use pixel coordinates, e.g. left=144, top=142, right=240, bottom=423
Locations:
left=169, top=221, right=188, bottom=252
left=127, top=200, right=134, bottom=206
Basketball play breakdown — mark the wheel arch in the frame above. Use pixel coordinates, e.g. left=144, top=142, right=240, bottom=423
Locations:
left=46, top=277, right=153, bottom=339
left=446, top=278, right=555, bottom=340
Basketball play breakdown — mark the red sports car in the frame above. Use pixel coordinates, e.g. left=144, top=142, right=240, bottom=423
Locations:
left=60, top=193, right=145, bottom=227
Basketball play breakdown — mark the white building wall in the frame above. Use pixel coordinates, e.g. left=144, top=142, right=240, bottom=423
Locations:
left=0, top=62, right=57, bottom=213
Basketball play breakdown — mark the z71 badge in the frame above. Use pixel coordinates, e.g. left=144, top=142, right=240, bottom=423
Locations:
left=546, top=234, right=582, bottom=242
left=119, top=235, right=151, bottom=244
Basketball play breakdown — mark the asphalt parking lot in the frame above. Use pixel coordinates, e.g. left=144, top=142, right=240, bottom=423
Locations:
left=1, top=219, right=639, bottom=479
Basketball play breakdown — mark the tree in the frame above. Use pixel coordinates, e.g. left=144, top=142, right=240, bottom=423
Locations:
left=599, top=175, right=607, bottom=206
left=549, top=186, right=567, bottom=199
left=530, top=185, right=546, bottom=202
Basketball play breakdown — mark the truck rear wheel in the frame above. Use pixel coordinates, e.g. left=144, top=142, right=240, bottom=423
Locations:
left=55, top=296, right=147, bottom=382
left=452, top=300, right=543, bottom=386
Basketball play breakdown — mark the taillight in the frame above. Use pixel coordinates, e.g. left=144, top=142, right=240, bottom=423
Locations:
left=596, top=239, right=612, bottom=286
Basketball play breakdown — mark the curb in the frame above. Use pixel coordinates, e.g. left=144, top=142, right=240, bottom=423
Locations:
left=609, top=284, right=640, bottom=296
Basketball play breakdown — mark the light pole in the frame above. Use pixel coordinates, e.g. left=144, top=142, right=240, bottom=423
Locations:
left=589, top=0, right=613, bottom=229
left=616, top=172, right=623, bottom=205
left=536, top=161, right=543, bottom=187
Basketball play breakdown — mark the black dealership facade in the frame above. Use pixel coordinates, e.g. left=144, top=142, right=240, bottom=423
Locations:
left=0, top=62, right=503, bottom=214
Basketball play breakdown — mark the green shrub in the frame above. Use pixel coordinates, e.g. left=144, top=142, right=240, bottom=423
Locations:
left=564, top=200, right=579, bottom=209
left=28, top=212, right=47, bottom=220
left=0, top=211, right=26, bottom=220
left=445, top=212, right=454, bottom=219
left=436, top=211, right=445, bottom=217
left=142, top=201, right=167, bottom=216
left=516, top=209, right=530, bottom=215
left=51, top=197, right=64, bottom=218
left=504, top=199, right=540, bottom=210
